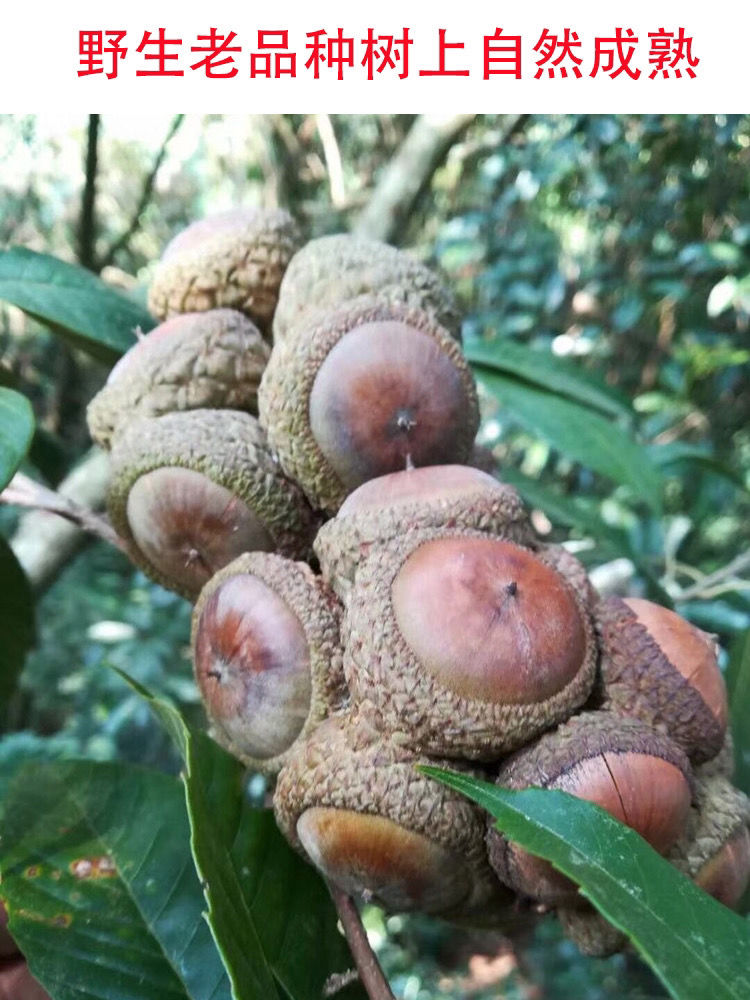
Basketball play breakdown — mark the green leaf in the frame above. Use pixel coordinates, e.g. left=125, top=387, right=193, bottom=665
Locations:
left=467, top=338, right=633, bottom=421
left=0, top=536, right=35, bottom=713
left=125, top=679, right=365, bottom=1000
left=0, top=387, right=35, bottom=491
left=726, top=630, right=750, bottom=795
left=651, top=442, right=746, bottom=491
left=421, top=767, right=750, bottom=1000
left=477, top=370, right=663, bottom=513
left=0, top=760, right=231, bottom=1000
left=497, top=469, right=673, bottom=606
left=0, top=248, right=155, bottom=362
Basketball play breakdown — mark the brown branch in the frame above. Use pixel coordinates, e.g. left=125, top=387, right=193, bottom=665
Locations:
left=98, top=114, right=184, bottom=269
left=78, top=114, right=100, bottom=270
left=329, top=885, right=395, bottom=1000
left=354, top=113, right=477, bottom=244
left=2, top=472, right=124, bottom=551
left=7, top=448, right=114, bottom=592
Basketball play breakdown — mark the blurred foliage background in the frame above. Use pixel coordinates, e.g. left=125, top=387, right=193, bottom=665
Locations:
left=1, top=113, right=749, bottom=999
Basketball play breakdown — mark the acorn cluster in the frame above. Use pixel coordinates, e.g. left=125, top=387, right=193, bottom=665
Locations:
left=88, top=208, right=750, bottom=958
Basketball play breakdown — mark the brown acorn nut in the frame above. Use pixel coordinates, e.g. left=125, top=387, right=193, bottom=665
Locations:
left=191, top=552, right=346, bottom=775
left=595, top=596, right=728, bottom=764
left=487, top=712, right=693, bottom=906
left=258, top=298, right=479, bottom=514
left=148, top=208, right=301, bottom=335
left=343, top=529, right=597, bottom=760
left=313, top=464, right=537, bottom=602
left=557, top=906, right=627, bottom=958
left=272, top=234, right=461, bottom=342
left=273, top=710, right=510, bottom=920
left=668, top=774, right=750, bottom=909
left=86, top=310, right=270, bottom=449
left=107, top=409, right=317, bottom=599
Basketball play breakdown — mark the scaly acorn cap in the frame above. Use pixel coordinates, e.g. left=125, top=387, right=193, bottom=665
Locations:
left=107, top=409, right=318, bottom=599
left=87, top=310, right=270, bottom=449
left=667, top=773, right=750, bottom=908
left=594, top=596, right=728, bottom=764
left=272, top=234, right=461, bottom=342
left=148, top=208, right=301, bottom=335
left=258, top=297, right=479, bottom=514
left=273, top=709, right=510, bottom=920
left=696, top=732, right=735, bottom=781
left=487, top=712, right=694, bottom=906
left=313, top=464, right=537, bottom=603
left=557, top=906, right=627, bottom=958
left=343, top=528, right=597, bottom=760
left=191, top=552, right=346, bottom=776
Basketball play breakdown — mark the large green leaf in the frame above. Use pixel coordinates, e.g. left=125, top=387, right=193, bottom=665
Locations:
left=421, top=767, right=750, bottom=1000
left=0, top=387, right=34, bottom=491
left=467, top=338, right=633, bottom=421
left=477, top=369, right=663, bottom=513
left=651, top=442, right=746, bottom=491
left=0, top=760, right=231, bottom=1000
left=0, top=248, right=154, bottom=361
left=0, top=536, right=35, bottom=712
left=130, top=681, right=365, bottom=1000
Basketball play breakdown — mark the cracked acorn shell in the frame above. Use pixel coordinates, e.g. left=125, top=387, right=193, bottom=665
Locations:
left=107, top=409, right=317, bottom=599
left=191, top=552, right=346, bottom=776
left=313, top=464, right=537, bottom=602
left=148, top=208, right=301, bottom=335
left=343, top=528, right=597, bottom=760
left=487, top=712, right=693, bottom=906
left=594, top=596, right=728, bottom=764
left=272, top=234, right=461, bottom=342
left=668, top=773, right=750, bottom=908
left=87, top=310, right=270, bottom=449
left=273, top=709, right=510, bottom=921
left=258, top=297, right=479, bottom=514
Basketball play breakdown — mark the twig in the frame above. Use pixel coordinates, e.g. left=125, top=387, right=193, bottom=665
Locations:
left=328, top=885, right=395, bottom=1000
left=315, top=114, right=347, bottom=209
left=677, top=549, right=750, bottom=602
left=1, top=472, right=125, bottom=552
left=98, top=114, right=184, bottom=269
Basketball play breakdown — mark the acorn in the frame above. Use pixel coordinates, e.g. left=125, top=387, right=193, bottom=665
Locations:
left=313, top=464, right=536, bottom=602
left=148, top=208, right=301, bottom=335
left=191, top=552, right=346, bottom=775
left=594, top=596, right=728, bottom=764
left=487, top=712, right=693, bottom=906
left=668, top=774, right=750, bottom=909
left=272, top=234, right=461, bottom=343
left=87, top=309, right=270, bottom=449
left=343, top=529, right=597, bottom=759
left=258, top=298, right=479, bottom=513
left=273, top=710, right=509, bottom=920
left=107, top=409, right=318, bottom=599
left=557, top=906, right=627, bottom=958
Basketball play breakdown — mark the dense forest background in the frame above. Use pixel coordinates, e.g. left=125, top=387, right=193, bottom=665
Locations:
left=1, top=113, right=749, bottom=999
